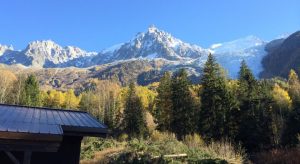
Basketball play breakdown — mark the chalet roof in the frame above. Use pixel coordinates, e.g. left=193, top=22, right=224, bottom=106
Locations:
left=0, top=104, right=107, bottom=139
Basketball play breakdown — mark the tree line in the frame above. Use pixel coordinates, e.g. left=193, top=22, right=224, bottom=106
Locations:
left=123, top=54, right=300, bottom=153
left=1, top=54, right=300, bottom=152
left=0, top=73, right=81, bottom=109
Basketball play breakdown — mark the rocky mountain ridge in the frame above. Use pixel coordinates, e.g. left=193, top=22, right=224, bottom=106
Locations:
left=0, top=25, right=291, bottom=78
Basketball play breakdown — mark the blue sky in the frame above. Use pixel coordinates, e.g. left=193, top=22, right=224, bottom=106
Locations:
left=0, top=0, right=299, bottom=51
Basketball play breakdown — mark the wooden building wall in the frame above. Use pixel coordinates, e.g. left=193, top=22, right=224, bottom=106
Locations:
left=0, top=136, right=83, bottom=164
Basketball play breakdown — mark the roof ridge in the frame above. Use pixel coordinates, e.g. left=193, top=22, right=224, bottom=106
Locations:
left=0, top=103, right=87, bottom=114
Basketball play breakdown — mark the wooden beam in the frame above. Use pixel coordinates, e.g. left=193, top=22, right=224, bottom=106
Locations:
left=0, top=131, right=62, bottom=142
left=152, top=153, right=187, bottom=159
left=4, top=151, right=20, bottom=164
left=23, top=151, right=32, bottom=164
left=0, top=139, right=61, bottom=152
left=163, top=154, right=187, bottom=158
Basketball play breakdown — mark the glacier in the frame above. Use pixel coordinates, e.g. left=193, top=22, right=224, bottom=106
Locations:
left=0, top=25, right=272, bottom=78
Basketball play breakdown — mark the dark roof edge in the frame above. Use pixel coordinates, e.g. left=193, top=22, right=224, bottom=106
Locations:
left=0, top=103, right=87, bottom=114
left=62, top=125, right=108, bottom=137
left=0, top=131, right=63, bottom=142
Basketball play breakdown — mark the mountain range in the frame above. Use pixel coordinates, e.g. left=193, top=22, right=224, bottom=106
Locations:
left=0, top=25, right=298, bottom=85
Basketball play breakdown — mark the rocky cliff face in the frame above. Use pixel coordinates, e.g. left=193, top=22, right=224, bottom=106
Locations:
left=0, top=40, right=97, bottom=68
left=260, top=31, right=300, bottom=78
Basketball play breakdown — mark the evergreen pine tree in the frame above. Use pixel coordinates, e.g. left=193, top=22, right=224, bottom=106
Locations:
left=239, top=60, right=256, bottom=84
left=21, top=75, right=41, bottom=106
left=200, top=54, right=238, bottom=141
left=238, top=60, right=257, bottom=102
left=236, top=60, right=258, bottom=145
left=123, top=82, right=148, bottom=138
left=237, top=61, right=273, bottom=151
left=154, top=71, right=173, bottom=131
left=171, top=69, right=198, bottom=139
left=281, top=107, right=300, bottom=146
left=257, top=81, right=274, bottom=149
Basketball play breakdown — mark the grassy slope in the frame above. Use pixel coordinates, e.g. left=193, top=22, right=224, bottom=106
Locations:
left=80, top=133, right=245, bottom=164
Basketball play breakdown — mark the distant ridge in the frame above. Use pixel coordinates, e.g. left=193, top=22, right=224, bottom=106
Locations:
left=0, top=25, right=289, bottom=78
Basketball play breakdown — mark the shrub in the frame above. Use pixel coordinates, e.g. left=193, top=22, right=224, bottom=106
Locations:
left=108, top=151, right=153, bottom=164
left=80, top=137, right=124, bottom=160
left=81, top=134, right=246, bottom=164
left=129, top=134, right=188, bottom=156
left=204, top=141, right=245, bottom=164
left=150, top=130, right=175, bottom=141
left=118, top=133, right=128, bottom=142
left=183, top=133, right=205, bottom=148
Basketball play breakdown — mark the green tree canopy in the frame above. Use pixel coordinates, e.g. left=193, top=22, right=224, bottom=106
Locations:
left=21, top=75, right=41, bottom=107
left=154, top=71, right=173, bottom=131
left=200, top=54, right=239, bottom=141
left=123, top=82, right=148, bottom=138
left=171, top=69, right=198, bottom=139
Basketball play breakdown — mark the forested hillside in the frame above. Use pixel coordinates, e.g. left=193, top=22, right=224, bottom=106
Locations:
left=1, top=54, right=300, bottom=163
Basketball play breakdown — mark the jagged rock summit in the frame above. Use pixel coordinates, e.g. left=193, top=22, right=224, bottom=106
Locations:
left=0, top=25, right=275, bottom=78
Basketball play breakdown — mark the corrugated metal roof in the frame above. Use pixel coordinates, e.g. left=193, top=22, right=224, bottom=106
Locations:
left=0, top=104, right=107, bottom=136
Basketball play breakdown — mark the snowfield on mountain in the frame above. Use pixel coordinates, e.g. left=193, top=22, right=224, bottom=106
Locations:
left=0, top=25, right=286, bottom=78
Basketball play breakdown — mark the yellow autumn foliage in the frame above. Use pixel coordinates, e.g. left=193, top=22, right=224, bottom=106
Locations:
left=64, top=89, right=80, bottom=109
left=0, top=69, right=17, bottom=103
left=43, top=89, right=80, bottom=109
left=120, top=85, right=157, bottom=111
left=272, top=83, right=292, bottom=109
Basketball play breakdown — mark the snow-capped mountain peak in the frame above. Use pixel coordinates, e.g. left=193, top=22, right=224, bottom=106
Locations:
left=147, top=24, right=159, bottom=33
left=27, top=40, right=58, bottom=49
left=99, top=26, right=209, bottom=62
left=23, top=40, right=97, bottom=67
left=0, top=44, right=14, bottom=56
left=210, top=35, right=265, bottom=54
left=0, top=40, right=97, bottom=67
left=0, top=25, right=274, bottom=78
left=143, top=25, right=183, bottom=48
left=209, top=35, right=267, bottom=78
